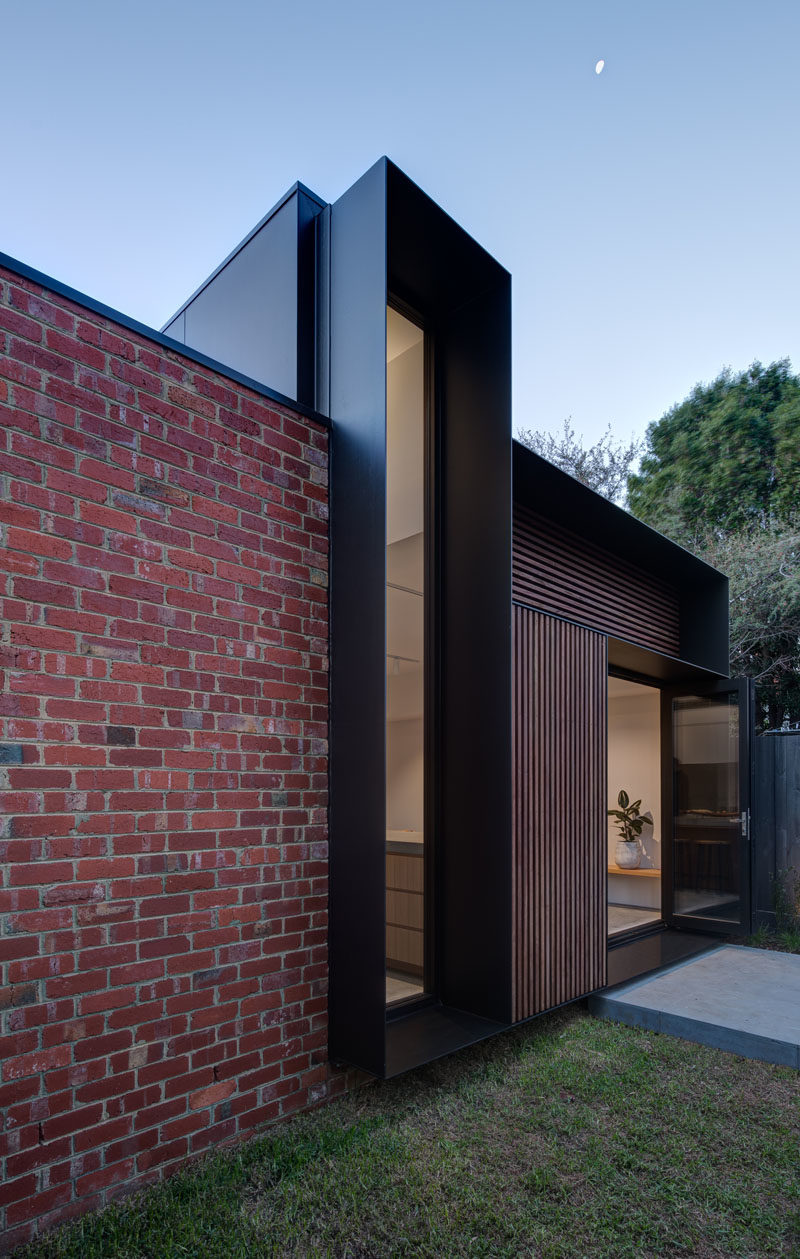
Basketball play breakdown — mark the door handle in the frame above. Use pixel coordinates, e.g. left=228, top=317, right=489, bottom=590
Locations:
left=740, top=809, right=749, bottom=839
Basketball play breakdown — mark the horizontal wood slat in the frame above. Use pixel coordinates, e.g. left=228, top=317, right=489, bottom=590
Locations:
left=513, top=504, right=680, bottom=656
left=512, top=607, right=607, bottom=1021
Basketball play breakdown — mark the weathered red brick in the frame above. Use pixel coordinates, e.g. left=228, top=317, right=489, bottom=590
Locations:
left=0, top=266, right=332, bottom=1252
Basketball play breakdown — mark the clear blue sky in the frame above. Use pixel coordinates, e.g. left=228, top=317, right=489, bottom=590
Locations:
left=2, top=0, right=798, bottom=444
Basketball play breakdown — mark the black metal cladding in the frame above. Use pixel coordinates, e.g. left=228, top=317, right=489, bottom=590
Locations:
left=162, top=183, right=326, bottom=408
left=434, top=279, right=512, bottom=1022
left=388, top=163, right=512, bottom=1026
left=327, top=160, right=513, bottom=1072
left=326, top=162, right=389, bottom=1077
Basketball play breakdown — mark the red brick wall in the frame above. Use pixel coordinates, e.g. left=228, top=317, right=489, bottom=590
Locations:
left=0, top=267, right=347, bottom=1251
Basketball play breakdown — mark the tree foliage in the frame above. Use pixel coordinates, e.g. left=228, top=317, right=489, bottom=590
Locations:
left=626, top=359, right=800, bottom=728
left=699, top=525, right=800, bottom=730
left=627, top=360, right=800, bottom=545
left=516, top=419, right=642, bottom=506
left=521, top=363, right=800, bottom=728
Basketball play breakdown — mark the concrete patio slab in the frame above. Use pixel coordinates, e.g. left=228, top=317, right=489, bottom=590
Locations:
left=589, top=944, right=800, bottom=1067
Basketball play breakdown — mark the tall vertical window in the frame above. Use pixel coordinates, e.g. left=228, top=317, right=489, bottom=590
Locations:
left=385, top=306, right=426, bottom=1006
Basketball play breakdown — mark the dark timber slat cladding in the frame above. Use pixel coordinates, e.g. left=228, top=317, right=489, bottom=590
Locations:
left=512, top=607, right=607, bottom=1021
left=513, top=505, right=680, bottom=656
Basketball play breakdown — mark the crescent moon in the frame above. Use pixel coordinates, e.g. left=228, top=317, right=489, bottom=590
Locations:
left=595, top=60, right=605, bottom=74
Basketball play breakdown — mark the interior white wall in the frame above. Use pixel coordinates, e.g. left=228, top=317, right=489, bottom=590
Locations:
left=387, top=717, right=424, bottom=831
left=387, top=532, right=423, bottom=589
left=387, top=669, right=422, bottom=722
left=387, top=306, right=423, bottom=362
left=386, top=339, right=424, bottom=546
left=607, top=680, right=661, bottom=871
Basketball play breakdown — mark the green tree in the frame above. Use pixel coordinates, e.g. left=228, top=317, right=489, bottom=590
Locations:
left=699, top=525, right=800, bottom=731
left=627, top=360, right=800, bottom=544
left=516, top=418, right=642, bottom=506
left=523, top=365, right=800, bottom=728
left=626, top=359, right=800, bottom=728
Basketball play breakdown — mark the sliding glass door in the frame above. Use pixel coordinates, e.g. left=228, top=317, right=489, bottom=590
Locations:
left=664, top=679, right=752, bottom=933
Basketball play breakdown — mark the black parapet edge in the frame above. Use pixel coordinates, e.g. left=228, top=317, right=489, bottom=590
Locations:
left=0, top=249, right=331, bottom=429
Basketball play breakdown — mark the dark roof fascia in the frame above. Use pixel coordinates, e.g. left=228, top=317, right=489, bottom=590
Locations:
left=0, top=249, right=331, bottom=429
left=160, top=181, right=328, bottom=330
left=511, top=439, right=723, bottom=591
left=385, top=158, right=511, bottom=283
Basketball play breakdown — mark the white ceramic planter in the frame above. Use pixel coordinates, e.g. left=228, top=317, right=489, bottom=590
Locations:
left=615, top=839, right=641, bottom=869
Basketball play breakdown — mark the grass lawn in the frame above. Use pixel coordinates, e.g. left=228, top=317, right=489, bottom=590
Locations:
left=15, top=1006, right=800, bottom=1259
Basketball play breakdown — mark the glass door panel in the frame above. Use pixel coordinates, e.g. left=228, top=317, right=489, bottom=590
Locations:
left=668, top=681, right=751, bottom=932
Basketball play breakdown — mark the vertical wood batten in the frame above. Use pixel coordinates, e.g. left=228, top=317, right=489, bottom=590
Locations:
left=512, top=607, right=608, bottom=1021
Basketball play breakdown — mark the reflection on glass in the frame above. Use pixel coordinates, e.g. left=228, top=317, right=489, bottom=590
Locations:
left=385, top=307, right=426, bottom=1006
left=673, top=695, right=740, bottom=922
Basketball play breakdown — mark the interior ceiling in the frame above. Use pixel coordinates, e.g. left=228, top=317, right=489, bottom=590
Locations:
left=387, top=306, right=423, bottom=362
left=608, top=676, right=658, bottom=700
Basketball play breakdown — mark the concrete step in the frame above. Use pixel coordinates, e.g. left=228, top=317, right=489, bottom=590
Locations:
left=589, top=944, right=800, bottom=1068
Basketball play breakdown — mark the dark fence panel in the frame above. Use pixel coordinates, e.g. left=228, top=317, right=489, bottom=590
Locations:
left=753, top=733, right=800, bottom=927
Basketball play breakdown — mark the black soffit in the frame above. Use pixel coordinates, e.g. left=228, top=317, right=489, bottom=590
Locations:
left=386, top=160, right=510, bottom=319
left=607, top=636, right=726, bottom=685
left=385, top=1005, right=508, bottom=1079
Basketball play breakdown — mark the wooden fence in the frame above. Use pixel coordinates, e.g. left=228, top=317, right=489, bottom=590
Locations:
left=752, top=733, right=800, bottom=926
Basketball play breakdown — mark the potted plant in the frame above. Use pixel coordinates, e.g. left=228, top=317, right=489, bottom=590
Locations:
left=608, top=789, right=646, bottom=869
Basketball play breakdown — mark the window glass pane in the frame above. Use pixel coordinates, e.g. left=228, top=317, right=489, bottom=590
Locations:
left=385, top=307, right=425, bottom=1005
left=672, top=695, right=741, bottom=923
